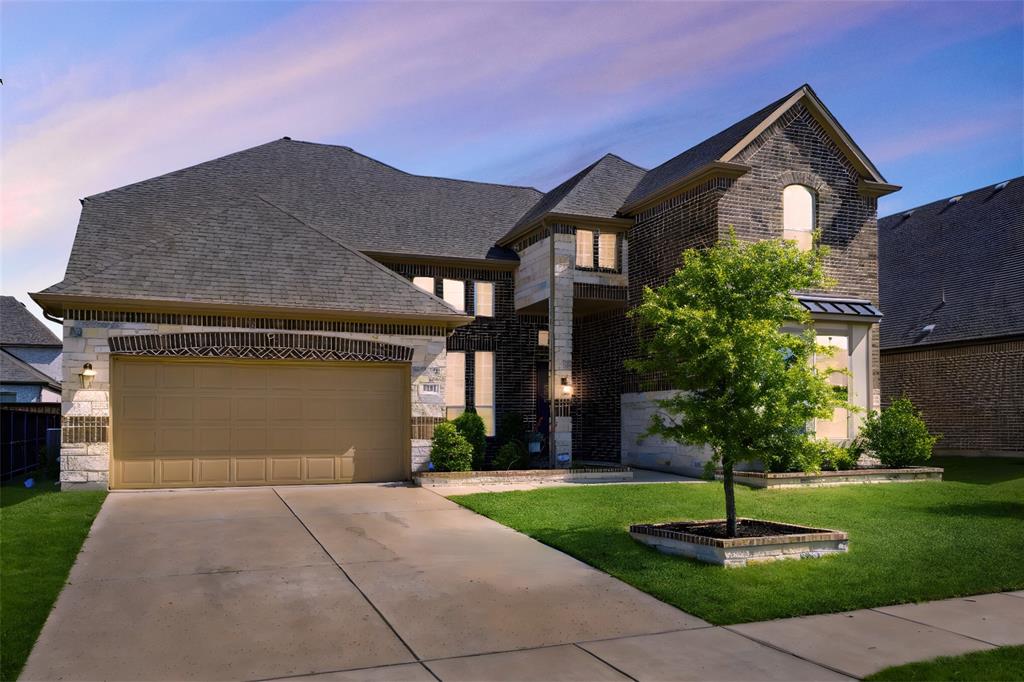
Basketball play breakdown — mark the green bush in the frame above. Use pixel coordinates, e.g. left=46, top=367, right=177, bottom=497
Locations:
left=497, top=411, right=527, bottom=447
left=429, top=422, right=473, bottom=472
left=823, top=441, right=860, bottom=471
left=860, top=397, right=939, bottom=468
left=494, top=441, right=529, bottom=470
left=452, top=410, right=488, bottom=469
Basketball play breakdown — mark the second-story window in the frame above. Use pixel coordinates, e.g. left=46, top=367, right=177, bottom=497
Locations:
left=575, top=229, right=594, bottom=268
left=783, top=184, right=816, bottom=252
left=412, top=276, right=434, bottom=294
left=598, top=231, right=617, bottom=269
left=442, top=279, right=465, bottom=312
left=474, top=281, right=494, bottom=317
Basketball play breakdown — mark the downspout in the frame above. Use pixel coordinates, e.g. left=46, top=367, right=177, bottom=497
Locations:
left=546, top=219, right=557, bottom=468
left=43, top=309, right=64, bottom=325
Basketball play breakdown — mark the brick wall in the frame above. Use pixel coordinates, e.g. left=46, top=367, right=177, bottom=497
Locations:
left=881, top=338, right=1024, bottom=454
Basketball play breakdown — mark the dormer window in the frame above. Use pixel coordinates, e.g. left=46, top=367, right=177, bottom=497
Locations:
left=783, top=184, right=815, bottom=251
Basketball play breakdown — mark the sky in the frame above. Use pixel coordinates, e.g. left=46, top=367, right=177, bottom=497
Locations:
left=2, top=0, right=1022, bottom=332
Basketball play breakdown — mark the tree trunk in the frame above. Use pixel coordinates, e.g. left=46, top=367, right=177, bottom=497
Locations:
left=722, top=459, right=737, bottom=538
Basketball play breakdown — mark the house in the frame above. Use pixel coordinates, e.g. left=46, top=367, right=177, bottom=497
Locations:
left=1, top=296, right=62, bottom=403
left=879, top=178, right=1023, bottom=456
left=32, top=83, right=899, bottom=490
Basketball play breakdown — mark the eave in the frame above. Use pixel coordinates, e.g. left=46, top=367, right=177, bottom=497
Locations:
left=858, top=179, right=902, bottom=199
left=497, top=213, right=633, bottom=248
left=29, top=292, right=474, bottom=330
left=618, top=161, right=751, bottom=216
left=362, top=251, right=519, bottom=270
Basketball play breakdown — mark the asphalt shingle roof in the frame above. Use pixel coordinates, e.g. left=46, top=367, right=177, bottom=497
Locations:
left=44, top=194, right=465, bottom=318
left=1, top=296, right=61, bottom=345
left=878, top=177, right=1024, bottom=349
left=0, top=349, right=60, bottom=388
left=504, top=154, right=647, bottom=241
left=622, top=87, right=800, bottom=209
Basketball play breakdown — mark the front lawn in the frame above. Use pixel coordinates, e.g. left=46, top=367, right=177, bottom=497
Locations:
left=865, top=645, right=1024, bottom=681
left=1, top=475, right=106, bottom=681
left=452, top=458, right=1024, bottom=624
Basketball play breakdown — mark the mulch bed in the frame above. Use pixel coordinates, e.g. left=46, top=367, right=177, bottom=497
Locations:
left=657, top=519, right=812, bottom=539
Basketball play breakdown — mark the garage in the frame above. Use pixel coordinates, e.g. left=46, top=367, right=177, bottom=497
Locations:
left=110, top=357, right=409, bottom=489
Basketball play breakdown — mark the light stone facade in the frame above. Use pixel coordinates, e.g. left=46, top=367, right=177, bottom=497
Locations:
left=620, top=391, right=713, bottom=478
left=60, top=318, right=447, bottom=490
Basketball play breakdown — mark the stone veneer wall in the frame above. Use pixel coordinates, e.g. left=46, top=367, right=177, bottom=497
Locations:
left=60, top=314, right=449, bottom=490
left=620, top=391, right=712, bottom=477
left=881, top=337, right=1024, bottom=455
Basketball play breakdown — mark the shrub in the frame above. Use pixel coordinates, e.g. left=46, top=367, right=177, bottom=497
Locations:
left=860, top=397, right=939, bottom=468
left=452, top=410, right=487, bottom=469
left=429, top=422, right=473, bottom=472
left=494, top=441, right=529, bottom=470
left=823, top=441, right=860, bottom=471
left=497, top=411, right=527, bottom=447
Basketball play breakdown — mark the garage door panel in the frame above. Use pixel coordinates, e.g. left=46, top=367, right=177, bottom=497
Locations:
left=113, top=359, right=407, bottom=489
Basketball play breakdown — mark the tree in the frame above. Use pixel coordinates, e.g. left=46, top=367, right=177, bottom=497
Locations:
left=628, top=233, right=849, bottom=537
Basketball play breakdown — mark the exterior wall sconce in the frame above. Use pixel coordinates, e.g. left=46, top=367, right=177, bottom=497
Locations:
left=79, top=362, right=96, bottom=389
left=560, top=377, right=572, bottom=397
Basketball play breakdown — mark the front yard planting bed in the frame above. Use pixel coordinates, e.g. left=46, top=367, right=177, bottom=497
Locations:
left=414, top=466, right=632, bottom=487
left=451, top=457, right=1024, bottom=625
left=1, top=476, right=106, bottom=681
left=725, top=466, right=944, bottom=488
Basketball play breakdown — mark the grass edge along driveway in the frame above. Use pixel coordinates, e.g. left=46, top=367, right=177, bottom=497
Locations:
left=1, top=476, right=106, bottom=681
left=865, top=644, right=1024, bottom=681
left=452, top=458, right=1024, bottom=625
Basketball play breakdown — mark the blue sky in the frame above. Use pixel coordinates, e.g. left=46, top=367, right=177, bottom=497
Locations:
left=2, top=1, right=1022, bottom=330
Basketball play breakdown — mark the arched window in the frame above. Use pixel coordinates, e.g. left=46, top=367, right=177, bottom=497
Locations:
left=783, top=184, right=815, bottom=251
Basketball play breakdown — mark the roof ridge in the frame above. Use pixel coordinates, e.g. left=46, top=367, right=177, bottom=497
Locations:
left=45, top=228, right=183, bottom=292
left=283, top=138, right=543, bottom=194
left=599, top=152, right=648, bottom=171
left=880, top=175, right=1024, bottom=221
left=255, top=195, right=469, bottom=317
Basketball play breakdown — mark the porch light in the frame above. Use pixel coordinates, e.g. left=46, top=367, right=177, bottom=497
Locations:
left=560, top=377, right=572, bottom=397
left=79, top=362, right=96, bottom=389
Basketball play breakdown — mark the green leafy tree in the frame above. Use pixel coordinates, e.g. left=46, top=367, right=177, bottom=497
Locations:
left=629, top=233, right=849, bottom=537
left=453, top=410, right=487, bottom=470
left=430, top=422, right=473, bottom=472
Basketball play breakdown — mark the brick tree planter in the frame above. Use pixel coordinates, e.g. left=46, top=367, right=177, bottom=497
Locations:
left=414, top=466, right=632, bottom=487
left=720, top=467, right=944, bottom=489
left=630, top=519, right=848, bottom=568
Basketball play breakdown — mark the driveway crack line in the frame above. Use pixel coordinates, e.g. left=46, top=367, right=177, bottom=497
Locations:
left=271, top=488, right=422, bottom=663
left=571, top=643, right=638, bottom=681
left=866, top=607, right=1004, bottom=647
left=721, top=625, right=859, bottom=679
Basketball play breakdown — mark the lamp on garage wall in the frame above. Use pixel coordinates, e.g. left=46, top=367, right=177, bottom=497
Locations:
left=79, top=363, right=96, bottom=389
left=560, top=376, right=573, bottom=397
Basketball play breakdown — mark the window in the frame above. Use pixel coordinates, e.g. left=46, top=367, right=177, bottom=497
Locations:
left=474, top=351, right=495, bottom=436
left=445, top=351, right=465, bottom=420
left=598, top=231, right=617, bottom=269
left=474, top=281, right=494, bottom=317
left=412, top=276, right=434, bottom=294
left=538, top=330, right=549, bottom=346
left=442, top=279, right=465, bottom=312
left=814, top=334, right=850, bottom=439
left=783, top=184, right=815, bottom=251
left=575, top=229, right=594, bottom=268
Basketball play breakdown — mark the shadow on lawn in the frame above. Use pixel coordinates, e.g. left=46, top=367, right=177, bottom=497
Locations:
left=925, top=500, right=1024, bottom=520
left=935, top=457, right=1024, bottom=485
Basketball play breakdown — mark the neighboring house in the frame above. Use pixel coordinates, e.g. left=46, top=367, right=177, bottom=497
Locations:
left=1, top=296, right=62, bottom=403
left=33, top=83, right=899, bottom=490
left=879, top=178, right=1023, bottom=456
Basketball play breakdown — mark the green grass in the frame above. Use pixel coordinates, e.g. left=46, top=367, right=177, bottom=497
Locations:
left=865, top=645, right=1024, bottom=681
left=1, top=474, right=106, bottom=681
left=452, top=458, right=1024, bottom=625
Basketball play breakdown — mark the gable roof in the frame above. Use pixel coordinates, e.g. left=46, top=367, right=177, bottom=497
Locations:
left=1, top=296, right=61, bottom=346
left=620, top=84, right=896, bottom=213
left=878, top=177, right=1024, bottom=350
left=38, top=194, right=468, bottom=321
left=499, top=154, right=646, bottom=244
left=0, top=349, right=61, bottom=390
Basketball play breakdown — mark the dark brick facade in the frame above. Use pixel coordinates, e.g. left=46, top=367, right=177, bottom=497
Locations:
left=881, top=338, right=1024, bottom=453
left=384, top=261, right=548, bottom=460
left=572, top=103, right=884, bottom=461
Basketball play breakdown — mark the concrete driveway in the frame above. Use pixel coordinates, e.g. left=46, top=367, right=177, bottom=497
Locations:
left=22, top=484, right=849, bottom=681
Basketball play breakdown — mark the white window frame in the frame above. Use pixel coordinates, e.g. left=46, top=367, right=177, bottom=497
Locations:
left=575, top=229, right=594, bottom=268
left=445, top=351, right=465, bottom=420
left=442, top=279, right=465, bottom=312
left=474, top=351, right=495, bottom=436
left=474, top=281, right=494, bottom=317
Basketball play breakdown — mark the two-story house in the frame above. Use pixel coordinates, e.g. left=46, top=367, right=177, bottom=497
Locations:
left=33, top=84, right=898, bottom=490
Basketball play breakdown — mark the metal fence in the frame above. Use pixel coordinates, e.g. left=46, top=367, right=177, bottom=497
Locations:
left=1, top=403, right=61, bottom=480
